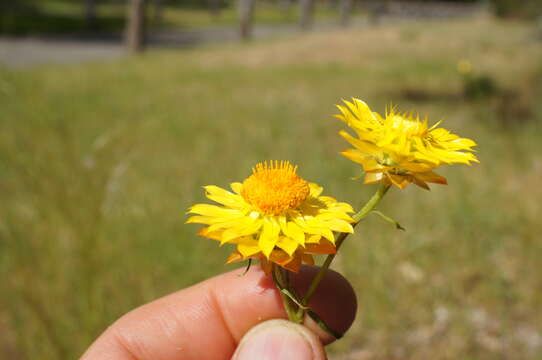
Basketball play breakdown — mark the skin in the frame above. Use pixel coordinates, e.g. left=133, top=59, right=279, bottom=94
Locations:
left=81, top=266, right=357, bottom=360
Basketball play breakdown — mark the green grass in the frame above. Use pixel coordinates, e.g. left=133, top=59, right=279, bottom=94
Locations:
left=1, top=17, right=542, bottom=359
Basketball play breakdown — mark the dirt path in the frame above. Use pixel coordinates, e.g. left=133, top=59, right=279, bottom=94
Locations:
left=0, top=37, right=124, bottom=68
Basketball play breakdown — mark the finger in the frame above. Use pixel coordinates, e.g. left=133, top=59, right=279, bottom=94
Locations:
left=232, top=319, right=326, bottom=360
left=81, top=265, right=356, bottom=360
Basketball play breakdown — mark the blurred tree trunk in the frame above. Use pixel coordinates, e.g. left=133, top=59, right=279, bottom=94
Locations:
left=238, top=0, right=256, bottom=41
left=299, top=0, right=314, bottom=30
left=126, top=0, right=148, bottom=53
left=339, top=0, right=353, bottom=26
left=84, top=0, right=97, bottom=28
left=208, top=0, right=221, bottom=17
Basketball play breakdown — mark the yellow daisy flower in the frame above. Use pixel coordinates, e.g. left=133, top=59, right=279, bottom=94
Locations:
left=336, top=98, right=478, bottom=190
left=187, top=161, right=354, bottom=273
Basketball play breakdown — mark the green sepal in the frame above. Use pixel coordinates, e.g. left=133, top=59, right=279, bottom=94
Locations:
left=238, top=259, right=252, bottom=277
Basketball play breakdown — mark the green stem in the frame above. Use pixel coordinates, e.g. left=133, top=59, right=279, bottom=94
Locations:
left=302, top=183, right=391, bottom=306
left=273, top=265, right=304, bottom=323
left=352, top=183, right=391, bottom=223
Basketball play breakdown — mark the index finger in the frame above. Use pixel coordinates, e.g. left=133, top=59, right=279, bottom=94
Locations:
left=80, top=266, right=357, bottom=360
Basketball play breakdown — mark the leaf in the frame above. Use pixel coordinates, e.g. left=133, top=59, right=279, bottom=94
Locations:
left=371, top=210, right=405, bottom=231
left=307, top=310, right=343, bottom=339
left=280, top=289, right=309, bottom=310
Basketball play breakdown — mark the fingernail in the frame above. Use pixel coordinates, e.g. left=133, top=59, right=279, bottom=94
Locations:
left=234, top=319, right=320, bottom=360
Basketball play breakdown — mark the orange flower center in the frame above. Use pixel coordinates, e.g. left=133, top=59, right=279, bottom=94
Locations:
left=241, top=161, right=310, bottom=215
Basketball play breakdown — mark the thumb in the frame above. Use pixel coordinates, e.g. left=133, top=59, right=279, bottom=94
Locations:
left=232, top=319, right=327, bottom=360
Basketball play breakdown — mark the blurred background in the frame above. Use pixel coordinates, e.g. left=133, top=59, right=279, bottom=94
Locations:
left=1, top=0, right=542, bottom=359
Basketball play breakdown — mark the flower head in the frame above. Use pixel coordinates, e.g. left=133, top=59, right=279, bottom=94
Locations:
left=457, top=59, right=473, bottom=75
left=336, top=99, right=478, bottom=190
left=187, top=161, right=354, bottom=272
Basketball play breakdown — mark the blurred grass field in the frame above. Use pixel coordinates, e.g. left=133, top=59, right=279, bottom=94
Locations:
left=1, top=16, right=542, bottom=359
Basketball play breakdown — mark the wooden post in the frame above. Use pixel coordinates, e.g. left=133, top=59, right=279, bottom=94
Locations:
left=84, top=0, right=97, bottom=28
left=299, top=0, right=314, bottom=30
left=126, top=0, right=147, bottom=53
left=238, top=0, right=256, bottom=41
left=339, top=0, right=353, bottom=26
left=208, top=0, right=221, bottom=17
left=278, top=0, right=293, bottom=12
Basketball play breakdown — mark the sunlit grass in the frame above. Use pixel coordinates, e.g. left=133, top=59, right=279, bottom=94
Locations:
left=1, top=17, right=541, bottom=359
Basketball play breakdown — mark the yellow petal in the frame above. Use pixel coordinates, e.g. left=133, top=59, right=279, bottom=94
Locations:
left=269, top=249, right=295, bottom=266
left=197, top=227, right=224, bottom=241
left=206, top=216, right=256, bottom=234
left=412, top=177, right=430, bottom=190
left=206, top=194, right=244, bottom=208
left=204, top=186, right=244, bottom=207
left=237, top=241, right=261, bottom=257
left=339, top=131, right=381, bottom=155
left=386, top=173, right=411, bottom=189
left=308, top=183, right=323, bottom=197
left=221, top=219, right=263, bottom=243
left=306, top=241, right=336, bottom=255
left=306, top=234, right=321, bottom=244
left=287, top=221, right=306, bottom=245
left=364, top=172, right=384, bottom=184
left=189, top=204, right=240, bottom=217
left=415, top=171, right=448, bottom=184
left=269, top=250, right=301, bottom=272
left=225, top=251, right=244, bottom=264
left=325, top=219, right=354, bottom=233
left=276, top=236, right=298, bottom=256
left=230, top=182, right=243, bottom=194
left=258, top=218, right=280, bottom=258
left=316, top=211, right=353, bottom=222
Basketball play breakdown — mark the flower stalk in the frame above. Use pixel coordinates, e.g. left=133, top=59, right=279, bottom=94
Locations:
left=302, top=183, right=391, bottom=307
left=272, top=265, right=304, bottom=323
left=270, top=183, right=391, bottom=331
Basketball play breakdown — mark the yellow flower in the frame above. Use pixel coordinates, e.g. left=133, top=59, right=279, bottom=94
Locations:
left=336, top=99, right=478, bottom=190
left=187, top=161, right=354, bottom=273
left=457, top=59, right=473, bottom=74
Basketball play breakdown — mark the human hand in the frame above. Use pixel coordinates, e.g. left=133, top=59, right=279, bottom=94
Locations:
left=81, top=266, right=357, bottom=360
